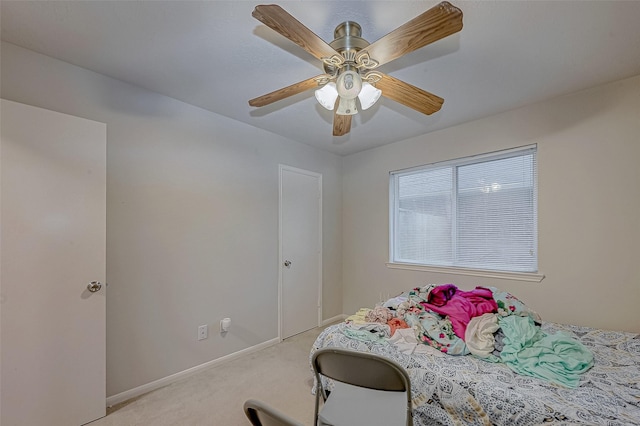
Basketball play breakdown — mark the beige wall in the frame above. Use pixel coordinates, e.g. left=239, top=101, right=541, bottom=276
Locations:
left=1, top=42, right=343, bottom=397
left=343, top=74, right=640, bottom=333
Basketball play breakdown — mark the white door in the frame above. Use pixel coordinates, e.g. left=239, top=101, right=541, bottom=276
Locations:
left=1, top=99, right=106, bottom=426
left=280, top=165, right=322, bottom=339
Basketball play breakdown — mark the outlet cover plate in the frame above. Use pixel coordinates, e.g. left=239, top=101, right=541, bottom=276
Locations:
left=197, top=325, right=208, bottom=340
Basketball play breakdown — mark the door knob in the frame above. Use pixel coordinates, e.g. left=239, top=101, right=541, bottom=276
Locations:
left=87, top=281, right=102, bottom=292
left=284, top=260, right=292, bottom=267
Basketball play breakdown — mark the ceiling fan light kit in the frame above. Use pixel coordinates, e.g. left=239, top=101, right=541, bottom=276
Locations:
left=335, top=69, right=362, bottom=100
left=336, top=97, right=358, bottom=116
left=314, top=82, right=338, bottom=110
left=357, top=83, right=382, bottom=111
left=249, top=2, right=463, bottom=136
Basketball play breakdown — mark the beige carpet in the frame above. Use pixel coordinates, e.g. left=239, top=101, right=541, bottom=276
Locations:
left=91, top=325, right=331, bottom=426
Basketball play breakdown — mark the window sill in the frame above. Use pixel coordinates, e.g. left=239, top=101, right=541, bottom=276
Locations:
left=385, top=262, right=545, bottom=283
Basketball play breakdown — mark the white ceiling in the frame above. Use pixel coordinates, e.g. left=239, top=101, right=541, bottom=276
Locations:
left=2, top=1, right=640, bottom=156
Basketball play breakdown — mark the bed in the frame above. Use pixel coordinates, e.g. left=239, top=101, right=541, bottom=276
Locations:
left=310, top=285, right=640, bottom=425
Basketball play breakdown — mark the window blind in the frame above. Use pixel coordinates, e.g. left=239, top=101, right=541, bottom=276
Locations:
left=391, top=146, right=537, bottom=273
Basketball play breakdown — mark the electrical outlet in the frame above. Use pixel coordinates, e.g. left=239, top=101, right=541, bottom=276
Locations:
left=197, top=325, right=208, bottom=341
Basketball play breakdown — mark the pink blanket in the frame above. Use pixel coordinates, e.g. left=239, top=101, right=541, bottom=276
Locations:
left=420, top=284, right=497, bottom=339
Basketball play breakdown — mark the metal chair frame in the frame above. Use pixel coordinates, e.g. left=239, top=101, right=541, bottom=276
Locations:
left=311, top=347, right=413, bottom=426
left=243, top=399, right=305, bottom=426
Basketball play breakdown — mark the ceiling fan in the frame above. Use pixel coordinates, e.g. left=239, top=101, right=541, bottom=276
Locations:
left=248, top=2, right=463, bottom=136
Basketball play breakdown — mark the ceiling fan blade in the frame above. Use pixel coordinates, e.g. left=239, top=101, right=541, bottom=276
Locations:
left=253, top=5, right=341, bottom=62
left=249, top=75, right=326, bottom=107
left=375, top=72, right=444, bottom=115
left=333, top=99, right=352, bottom=136
left=362, top=1, right=462, bottom=68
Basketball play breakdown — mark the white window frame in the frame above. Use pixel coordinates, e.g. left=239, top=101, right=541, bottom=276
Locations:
left=387, top=145, right=544, bottom=282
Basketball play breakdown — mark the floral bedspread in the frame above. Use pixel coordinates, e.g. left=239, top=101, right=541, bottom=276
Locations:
left=310, top=321, right=640, bottom=425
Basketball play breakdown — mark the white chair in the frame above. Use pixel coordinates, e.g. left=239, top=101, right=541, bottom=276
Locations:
left=243, top=399, right=305, bottom=426
left=311, top=348, right=413, bottom=426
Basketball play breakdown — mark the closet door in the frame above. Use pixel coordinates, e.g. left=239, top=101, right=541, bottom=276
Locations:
left=1, top=99, right=106, bottom=426
left=280, top=165, right=322, bottom=339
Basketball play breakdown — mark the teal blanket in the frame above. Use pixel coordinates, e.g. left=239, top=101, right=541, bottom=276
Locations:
left=499, top=315, right=594, bottom=388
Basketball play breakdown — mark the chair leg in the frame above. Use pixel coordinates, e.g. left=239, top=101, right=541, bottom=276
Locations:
left=314, top=381, right=321, bottom=426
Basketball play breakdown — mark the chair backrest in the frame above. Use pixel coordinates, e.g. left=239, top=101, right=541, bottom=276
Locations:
left=312, top=347, right=410, bottom=394
left=243, top=399, right=304, bottom=426
left=311, top=348, right=412, bottom=425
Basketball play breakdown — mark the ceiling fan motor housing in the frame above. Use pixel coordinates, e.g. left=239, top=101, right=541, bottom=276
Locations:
left=325, top=21, right=370, bottom=76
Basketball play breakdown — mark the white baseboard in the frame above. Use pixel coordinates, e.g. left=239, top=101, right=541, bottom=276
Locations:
left=106, top=337, right=280, bottom=407
left=321, top=314, right=346, bottom=326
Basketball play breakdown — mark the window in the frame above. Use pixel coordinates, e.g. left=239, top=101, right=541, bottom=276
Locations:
left=389, top=146, right=537, bottom=274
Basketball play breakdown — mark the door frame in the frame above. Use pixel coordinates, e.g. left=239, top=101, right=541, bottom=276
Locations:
left=278, top=164, right=322, bottom=340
